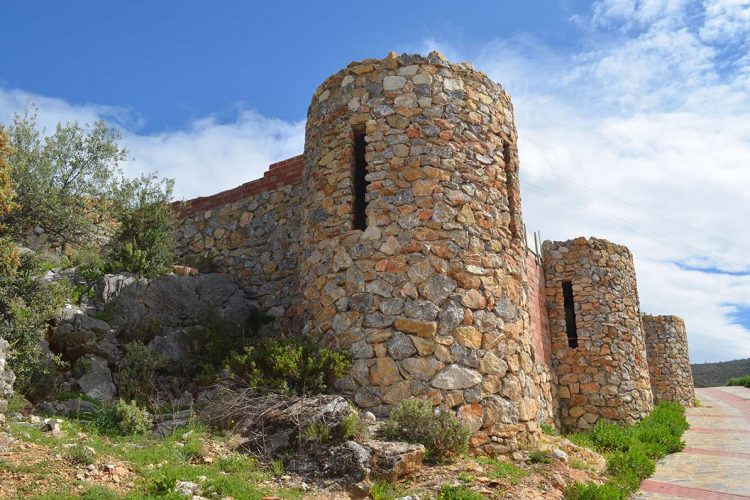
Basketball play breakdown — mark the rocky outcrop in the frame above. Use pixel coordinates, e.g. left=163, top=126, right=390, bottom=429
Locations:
left=49, top=272, right=257, bottom=402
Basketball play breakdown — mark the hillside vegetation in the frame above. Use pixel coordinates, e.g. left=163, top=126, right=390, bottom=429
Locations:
left=691, top=358, right=750, bottom=387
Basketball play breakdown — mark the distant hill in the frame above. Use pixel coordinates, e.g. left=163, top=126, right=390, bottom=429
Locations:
left=691, top=358, right=750, bottom=387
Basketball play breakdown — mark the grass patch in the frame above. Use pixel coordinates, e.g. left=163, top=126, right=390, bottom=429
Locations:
left=437, top=485, right=483, bottom=500
left=563, top=402, right=688, bottom=500
left=476, top=455, right=527, bottom=485
left=541, top=422, right=558, bottom=436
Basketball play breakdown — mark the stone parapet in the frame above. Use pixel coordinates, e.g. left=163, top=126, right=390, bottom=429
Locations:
left=543, top=237, right=653, bottom=430
left=643, top=314, right=695, bottom=407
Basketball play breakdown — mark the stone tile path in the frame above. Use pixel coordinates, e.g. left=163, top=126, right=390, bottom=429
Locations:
left=637, top=386, right=750, bottom=499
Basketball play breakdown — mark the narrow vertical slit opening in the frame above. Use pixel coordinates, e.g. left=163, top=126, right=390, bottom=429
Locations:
left=504, top=142, right=518, bottom=238
left=352, top=129, right=369, bottom=230
left=562, top=281, right=578, bottom=348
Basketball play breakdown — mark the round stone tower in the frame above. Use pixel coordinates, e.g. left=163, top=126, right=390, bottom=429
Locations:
left=642, top=314, right=695, bottom=407
left=542, top=237, right=653, bottom=430
left=297, top=52, right=540, bottom=453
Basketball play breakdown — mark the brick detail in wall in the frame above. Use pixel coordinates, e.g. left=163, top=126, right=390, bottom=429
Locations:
left=174, top=155, right=304, bottom=216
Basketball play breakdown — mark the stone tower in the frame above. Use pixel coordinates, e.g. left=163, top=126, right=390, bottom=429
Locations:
left=297, top=52, right=541, bottom=453
left=542, top=237, right=653, bottom=430
left=643, top=314, right=695, bottom=407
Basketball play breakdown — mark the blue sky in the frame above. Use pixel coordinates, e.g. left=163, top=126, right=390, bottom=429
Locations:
left=2, top=0, right=750, bottom=363
left=0, top=1, right=588, bottom=131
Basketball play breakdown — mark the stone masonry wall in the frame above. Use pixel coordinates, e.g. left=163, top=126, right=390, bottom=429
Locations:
left=0, top=338, right=14, bottom=426
left=297, top=51, right=541, bottom=454
left=543, top=237, right=653, bottom=430
left=174, top=157, right=304, bottom=325
left=643, top=314, right=695, bottom=407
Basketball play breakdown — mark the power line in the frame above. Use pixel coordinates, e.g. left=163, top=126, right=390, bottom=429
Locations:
left=523, top=181, right=747, bottom=272
left=523, top=167, right=750, bottom=254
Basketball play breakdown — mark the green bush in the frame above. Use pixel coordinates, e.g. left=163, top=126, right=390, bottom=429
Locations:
left=91, top=399, right=152, bottom=436
left=727, top=374, right=750, bottom=387
left=529, top=449, right=552, bottom=464
left=64, top=443, right=96, bottom=465
left=381, top=399, right=470, bottom=462
left=589, top=420, right=632, bottom=452
left=0, top=253, right=67, bottom=401
left=225, top=335, right=351, bottom=396
left=117, top=340, right=167, bottom=406
left=437, top=485, right=483, bottom=500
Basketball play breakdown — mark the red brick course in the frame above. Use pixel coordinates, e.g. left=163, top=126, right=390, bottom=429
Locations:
left=641, top=480, right=750, bottom=499
left=173, top=155, right=303, bottom=216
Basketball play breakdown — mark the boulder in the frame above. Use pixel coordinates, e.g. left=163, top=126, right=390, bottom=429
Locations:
left=368, top=440, right=425, bottom=481
left=36, top=399, right=100, bottom=418
left=74, top=355, right=116, bottom=402
left=99, top=273, right=254, bottom=338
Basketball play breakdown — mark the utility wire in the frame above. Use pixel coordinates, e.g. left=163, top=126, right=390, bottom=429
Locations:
left=523, top=181, right=747, bottom=273
left=523, top=167, right=750, bottom=254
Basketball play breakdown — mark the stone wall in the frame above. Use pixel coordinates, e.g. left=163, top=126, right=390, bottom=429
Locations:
left=296, top=52, right=541, bottom=453
left=543, top=237, right=653, bottom=430
left=0, top=338, right=14, bottom=426
left=174, top=157, right=304, bottom=325
left=642, top=314, right=695, bottom=407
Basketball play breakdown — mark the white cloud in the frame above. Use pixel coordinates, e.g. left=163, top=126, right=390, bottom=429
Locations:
left=0, top=87, right=305, bottom=199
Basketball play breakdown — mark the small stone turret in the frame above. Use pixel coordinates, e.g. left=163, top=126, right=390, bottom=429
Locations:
left=643, top=314, right=695, bottom=407
left=543, top=237, right=653, bottom=430
left=297, top=52, right=541, bottom=453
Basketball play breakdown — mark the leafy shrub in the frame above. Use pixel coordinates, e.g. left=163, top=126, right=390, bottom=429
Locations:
left=437, top=485, right=483, bottom=500
left=0, top=253, right=67, bottom=401
left=65, top=443, right=96, bottom=465
left=91, top=399, right=152, bottom=436
left=381, top=399, right=470, bottom=462
left=727, top=374, right=750, bottom=387
left=225, top=335, right=351, bottom=395
left=589, top=420, right=632, bottom=451
left=563, top=481, right=629, bottom=500
left=107, top=174, right=178, bottom=277
left=117, top=341, right=167, bottom=406
left=184, top=311, right=272, bottom=382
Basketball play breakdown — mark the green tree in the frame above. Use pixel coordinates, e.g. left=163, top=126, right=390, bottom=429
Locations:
left=5, top=106, right=126, bottom=245
left=108, top=173, right=178, bottom=277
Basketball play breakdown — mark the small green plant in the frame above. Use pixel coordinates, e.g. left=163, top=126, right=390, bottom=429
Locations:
left=178, top=432, right=206, bottom=463
left=381, top=399, right=470, bottom=462
left=147, top=470, right=179, bottom=496
left=80, top=485, right=118, bottom=499
left=589, top=420, right=632, bottom=451
left=270, top=459, right=285, bottom=478
left=569, top=458, right=590, bottom=471
left=65, top=443, right=96, bottom=465
left=458, top=471, right=475, bottom=483
left=371, top=480, right=400, bottom=500
left=216, top=453, right=258, bottom=474
left=342, top=411, right=368, bottom=440
left=437, top=485, right=483, bottom=500
left=541, top=422, right=558, bottom=436
left=301, top=421, right=331, bottom=444
left=529, top=449, right=553, bottom=464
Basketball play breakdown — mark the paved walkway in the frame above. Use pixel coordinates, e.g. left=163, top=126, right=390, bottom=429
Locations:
left=636, top=386, right=750, bottom=499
